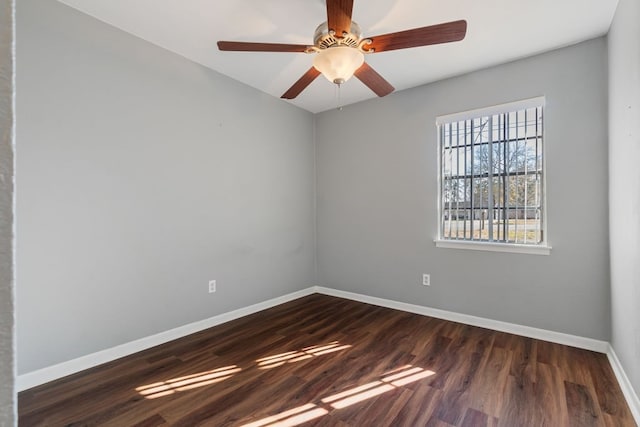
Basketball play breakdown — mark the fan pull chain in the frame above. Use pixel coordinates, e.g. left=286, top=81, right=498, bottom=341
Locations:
left=336, top=83, right=343, bottom=111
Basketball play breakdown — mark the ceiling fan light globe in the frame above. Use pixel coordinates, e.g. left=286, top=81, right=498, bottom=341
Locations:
left=313, top=46, right=364, bottom=85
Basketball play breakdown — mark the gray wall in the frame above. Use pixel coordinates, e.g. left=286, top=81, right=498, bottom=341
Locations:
left=609, top=0, right=640, bottom=396
left=316, top=38, right=610, bottom=340
left=17, top=0, right=315, bottom=374
left=0, top=0, right=16, bottom=423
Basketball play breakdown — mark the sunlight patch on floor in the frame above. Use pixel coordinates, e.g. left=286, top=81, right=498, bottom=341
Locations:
left=135, top=365, right=242, bottom=399
left=256, top=341, right=352, bottom=370
left=240, top=403, right=328, bottom=427
left=322, top=381, right=395, bottom=409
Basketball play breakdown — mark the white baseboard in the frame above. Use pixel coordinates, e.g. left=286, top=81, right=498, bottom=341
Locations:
left=16, top=287, right=316, bottom=391
left=607, top=345, right=640, bottom=425
left=314, top=287, right=609, bottom=353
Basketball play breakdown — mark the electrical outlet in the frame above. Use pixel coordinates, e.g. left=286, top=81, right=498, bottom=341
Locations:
left=208, top=280, right=216, bottom=293
left=422, top=274, right=430, bottom=286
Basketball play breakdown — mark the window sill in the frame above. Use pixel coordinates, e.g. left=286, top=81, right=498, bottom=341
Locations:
left=434, top=239, right=552, bottom=255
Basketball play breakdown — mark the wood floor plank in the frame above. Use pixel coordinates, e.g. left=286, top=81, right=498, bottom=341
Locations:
left=391, top=384, right=443, bottom=426
left=498, top=374, right=537, bottom=427
left=534, top=362, right=570, bottom=426
left=466, top=345, right=512, bottom=418
left=433, top=347, right=486, bottom=425
left=589, top=351, right=635, bottom=424
left=130, top=413, right=167, bottom=427
left=461, top=407, right=499, bottom=427
left=565, top=380, right=604, bottom=427
left=18, top=294, right=636, bottom=427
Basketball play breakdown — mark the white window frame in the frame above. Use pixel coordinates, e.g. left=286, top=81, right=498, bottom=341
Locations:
left=435, top=97, right=551, bottom=255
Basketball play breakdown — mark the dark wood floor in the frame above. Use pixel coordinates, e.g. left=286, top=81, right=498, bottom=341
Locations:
left=19, top=294, right=636, bottom=426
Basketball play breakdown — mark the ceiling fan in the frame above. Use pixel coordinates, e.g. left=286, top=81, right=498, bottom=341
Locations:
left=217, top=0, right=467, bottom=100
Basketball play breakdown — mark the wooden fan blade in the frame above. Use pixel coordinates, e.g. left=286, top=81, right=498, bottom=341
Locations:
left=366, top=20, right=467, bottom=53
left=354, top=62, right=394, bottom=97
left=281, top=67, right=322, bottom=99
left=217, top=41, right=309, bottom=53
left=326, top=0, right=354, bottom=37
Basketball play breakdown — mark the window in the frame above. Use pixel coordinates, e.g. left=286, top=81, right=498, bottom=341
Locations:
left=436, top=97, right=549, bottom=254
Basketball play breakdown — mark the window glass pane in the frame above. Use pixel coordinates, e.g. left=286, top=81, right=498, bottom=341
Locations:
left=438, top=99, right=545, bottom=246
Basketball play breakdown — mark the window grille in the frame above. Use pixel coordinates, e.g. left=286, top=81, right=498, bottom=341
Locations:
left=438, top=99, right=545, bottom=245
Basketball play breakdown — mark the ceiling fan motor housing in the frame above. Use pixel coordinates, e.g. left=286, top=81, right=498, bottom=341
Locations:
left=313, top=21, right=361, bottom=49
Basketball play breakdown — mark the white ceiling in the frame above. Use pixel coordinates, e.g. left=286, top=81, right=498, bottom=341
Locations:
left=58, top=0, right=618, bottom=113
